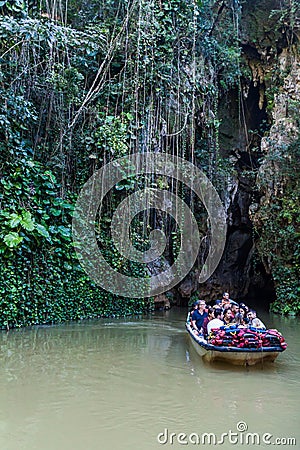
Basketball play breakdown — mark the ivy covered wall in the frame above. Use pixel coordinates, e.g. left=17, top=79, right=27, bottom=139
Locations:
left=0, top=0, right=299, bottom=327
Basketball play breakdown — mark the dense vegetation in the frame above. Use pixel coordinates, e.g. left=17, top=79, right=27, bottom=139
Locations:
left=0, top=0, right=299, bottom=328
left=254, top=137, right=300, bottom=315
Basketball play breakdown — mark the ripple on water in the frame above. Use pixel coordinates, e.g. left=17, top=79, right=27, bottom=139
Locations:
left=0, top=309, right=299, bottom=450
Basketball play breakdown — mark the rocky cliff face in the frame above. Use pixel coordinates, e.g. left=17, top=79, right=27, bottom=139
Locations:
left=176, top=0, right=299, bottom=306
left=217, top=0, right=299, bottom=305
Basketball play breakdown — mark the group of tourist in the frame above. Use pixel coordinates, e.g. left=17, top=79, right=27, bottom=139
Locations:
left=189, top=292, right=266, bottom=336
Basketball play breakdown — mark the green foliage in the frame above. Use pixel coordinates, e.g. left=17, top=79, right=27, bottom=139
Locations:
left=85, top=113, right=134, bottom=159
left=0, top=0, right=27, bottom=16
left=0, top=0, right=246, bottom=327
left=254, top=138, right=300, bottom=315
left=0, top=256, right=149, bottom=329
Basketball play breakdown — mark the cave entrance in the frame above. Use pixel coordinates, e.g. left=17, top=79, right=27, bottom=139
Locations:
left=245, top=262, right=277, bottom=310
left=244, top=81, right=269, bottom=134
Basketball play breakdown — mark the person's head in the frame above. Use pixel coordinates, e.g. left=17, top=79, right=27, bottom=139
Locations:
left=221, top=292, right=230, bottom=306
left=213, top=300, right=221, bottom=309
left=235, top=313, right=244, bottom=325
left=207, top=307, right=214, bottom=319
left=223, top=303, right=231, bottom=311
left=231, top=304, right=239, bottom=314
left=247, top=309, right=256, bottom=320
left=214, top=308, right=222, bottom=319
left=198, top=300, right=206, bottom=311
left=238, top=307, right=245, bottom=316
left=224, top=309, right=232, bottom=319
left=189, top=301, right=198, bottom=312
left=241, top=303, right=249, bottom=313
left=223, top=308, right=233, bottom=323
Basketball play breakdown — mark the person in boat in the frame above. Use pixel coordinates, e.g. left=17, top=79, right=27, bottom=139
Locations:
left=223, top=308, right=235, bottom=325
left=239, top=302, right=249, bottom=314
left=234, top=305, right=246, bottom=326
left=235, top=304, right=247, bottom=323
left=220, top=292, right=239, bottom=311
left=221, top=292, right=231, bottom=308
left=191, top=300, right=208, bottom=335
left=188, top=300, right=200, bottom=323
left=202, top=307, right=214, bottom=336
left=247, top=310, right=266, bottom=329
left=230, top=303, right=239, bottom=315
left=235, top=313, right=245, bottom=326
left=212, top=299, right=222, bottom=310
left=207, top=308, right=224, bottom=334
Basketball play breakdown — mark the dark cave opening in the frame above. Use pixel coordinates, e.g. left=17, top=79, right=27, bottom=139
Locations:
left=243, top=82, right=269, bottom=134
left=211, top=76, right=276, bottom=310
left=172, top=73, right=277, bottom=311
left=241, top=82, right=276, bottom=310
left=245, top=260, right=277, bottom=310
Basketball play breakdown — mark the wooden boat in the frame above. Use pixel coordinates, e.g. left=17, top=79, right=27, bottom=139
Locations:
left=186, top=322, right=286, bottom=366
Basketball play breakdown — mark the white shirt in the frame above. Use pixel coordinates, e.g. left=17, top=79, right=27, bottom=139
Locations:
left=251, top=318, right=266, bottom=329
left=207, top=318, right=224, bottom=334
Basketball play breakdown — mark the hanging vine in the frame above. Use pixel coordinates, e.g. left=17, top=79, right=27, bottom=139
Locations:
left=2, top=0, right=297, bottom=326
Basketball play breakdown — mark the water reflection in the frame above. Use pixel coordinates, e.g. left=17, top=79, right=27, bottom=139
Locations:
left=0, top=308, right=299, bottom=450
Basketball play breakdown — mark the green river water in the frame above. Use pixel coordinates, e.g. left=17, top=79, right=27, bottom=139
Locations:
left=0, top=307, right=299, bottom=450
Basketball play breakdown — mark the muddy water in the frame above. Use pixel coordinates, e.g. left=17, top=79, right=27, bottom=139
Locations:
left=0, top=308, right=299, bottom=450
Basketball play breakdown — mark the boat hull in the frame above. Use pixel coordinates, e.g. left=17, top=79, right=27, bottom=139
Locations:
left=186, top=324, right=282, bottom=366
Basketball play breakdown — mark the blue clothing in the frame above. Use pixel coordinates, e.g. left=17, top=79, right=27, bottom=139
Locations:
left=192, top=309, right=208, bottom=330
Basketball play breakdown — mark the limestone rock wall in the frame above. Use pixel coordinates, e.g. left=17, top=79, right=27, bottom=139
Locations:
left=194, top=0, right=300, bottom=305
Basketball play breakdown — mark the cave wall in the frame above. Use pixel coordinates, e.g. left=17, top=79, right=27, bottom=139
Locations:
left=182, top=0, right=300, bottom=305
